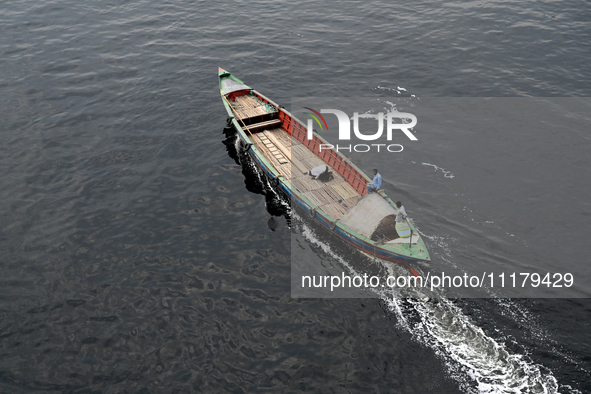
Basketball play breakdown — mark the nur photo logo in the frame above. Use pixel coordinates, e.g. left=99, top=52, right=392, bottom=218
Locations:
left=303, top=107, right=418, bottom=153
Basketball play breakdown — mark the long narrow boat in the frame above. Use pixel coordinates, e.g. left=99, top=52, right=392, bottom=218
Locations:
left=219, top=68, right=430, bottom=266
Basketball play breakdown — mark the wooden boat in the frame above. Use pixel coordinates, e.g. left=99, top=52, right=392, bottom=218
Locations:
left=219, top=68, right=430, bottom=267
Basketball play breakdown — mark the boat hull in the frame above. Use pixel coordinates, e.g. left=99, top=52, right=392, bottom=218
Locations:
left=219, top=69, right=430, bottom=265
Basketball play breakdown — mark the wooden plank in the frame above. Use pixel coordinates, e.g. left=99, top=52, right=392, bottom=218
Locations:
left=256, top=134, right=286, bottom=164
left=302, top=192, right=324, bottom=207
left=332, top=183, right=358, bottom=200
left=289, top=151, right=310, bottom=175
left=244, top=119, right=282, bottom=131
left=259, top=134, right=288, bottom=165
left=264, top=130, right=292, bottom=161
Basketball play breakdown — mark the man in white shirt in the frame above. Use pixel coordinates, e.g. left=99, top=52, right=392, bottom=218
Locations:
left=304, top=165, right=333, bottom=182
left=394, top=201, right=412, bottom=238
left=395, top=201, right=407, bottom=222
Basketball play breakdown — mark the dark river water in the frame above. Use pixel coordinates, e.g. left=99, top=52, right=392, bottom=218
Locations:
left=1, top=0, right=590, bottom=393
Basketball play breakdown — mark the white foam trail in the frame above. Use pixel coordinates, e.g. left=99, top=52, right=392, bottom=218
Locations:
left=293, top=213, right=560, bottom=394
left=402, top=297, right=559, bottom=393
left=422, top=162, right=455, bottom=178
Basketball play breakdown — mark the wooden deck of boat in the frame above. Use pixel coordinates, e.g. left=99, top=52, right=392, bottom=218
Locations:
left=230, top=94, right=276, bottom=119
left=251, top=128, right=362, bottom=220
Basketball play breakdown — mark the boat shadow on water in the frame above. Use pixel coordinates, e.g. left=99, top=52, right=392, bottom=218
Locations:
left=222, top=123, right=291, bottom=231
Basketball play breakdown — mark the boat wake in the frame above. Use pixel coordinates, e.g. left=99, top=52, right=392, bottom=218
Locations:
left=293, top=212, right=561, bottom=394
left=225, top=126, right=564, bottom=394
left=383, top=295, right=559, bottom=394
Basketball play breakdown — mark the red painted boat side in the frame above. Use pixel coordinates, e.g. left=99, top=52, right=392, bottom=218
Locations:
left=249, top=90, right=371, bottom=196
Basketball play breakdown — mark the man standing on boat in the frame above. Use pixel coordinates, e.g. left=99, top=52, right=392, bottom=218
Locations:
left=395, top=201, right=412, bottom=238
left=367, top=169, right=382, bottom=193
left=395, top=201, right=407, bottom=222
